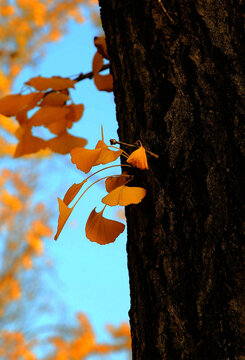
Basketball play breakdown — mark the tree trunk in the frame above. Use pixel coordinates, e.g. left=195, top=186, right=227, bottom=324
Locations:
left=99, top=1, right=244, bottom=359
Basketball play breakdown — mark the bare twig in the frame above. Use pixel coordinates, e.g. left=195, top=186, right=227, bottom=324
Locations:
left=74, top=64, right=110, bottom=82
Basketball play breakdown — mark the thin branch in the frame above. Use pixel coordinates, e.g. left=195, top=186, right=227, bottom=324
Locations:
left=74, top=64, right=110, bottom=82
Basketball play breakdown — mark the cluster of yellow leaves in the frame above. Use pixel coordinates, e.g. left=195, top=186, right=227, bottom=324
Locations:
left=55, top=127, right=149, bottom=245
left=0, top=314, right=130, bottom=360
left=0, top=0, right=98, bottom=96
left=0, top=76, right=87, bottom=157
left=0, top=331, right=36, bottom=360
left=49, top=313, right=131, bottom=360
left=0, top=169, right=52, bottom=318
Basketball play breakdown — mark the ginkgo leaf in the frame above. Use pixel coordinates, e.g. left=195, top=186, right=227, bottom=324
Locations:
left=71, top=127, right=121, bottom=173
left=65, top=104, right=84, bottom=122
left=16, top=110, right=28, bottom=125
left=47, top=119, right=67, bottom=135
left=71, top=143, right=122, bottom=173
left=85, top=207, right=125, bottom=245
left=94, top=36, right=109, bottom=59
left=71, top=147, right=102, bottom=173
left=95, top=146, right=122, bottom=165
left=63, top=180, right=87, bottom=206
left=0, top=93, right=43, bottom=116
left=25, top=75, right=76, bottom=91
left=92, top=52, right=113, bottom=92
left=14, top=128, right=47, bottom=157
left=48, top=132, right=87, bottom=154
left=127, top=145, right=149, bottom=170
left=29, top=106, right=70, bottom=126
left=54, top=198, right=73, bottom=240
left=102, top=185, right=146, bottom=206
left=105, top=173, right=128, bottom=192
left=41, top=92, right=69, bottom=106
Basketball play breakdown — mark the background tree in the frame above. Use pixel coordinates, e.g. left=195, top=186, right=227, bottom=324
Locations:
left=99, top=0, right=244, bottom=359
left=0, top=1, right=131, bottom=358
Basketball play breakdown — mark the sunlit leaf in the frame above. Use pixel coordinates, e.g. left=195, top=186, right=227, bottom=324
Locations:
left=29, top=105, right=70, bottom=126
left=63, top=180, right=87, bottom=206
left=54, top=198, right=73, bottom=240
left=48, top=132, right=87, bottom=154
left=32, top=220, right=52, bottom=237
left=102, top=185, right=146, bottom=206
left=85, top=207, right=125, bottom=245
left=25, top=75, right=76, bottom=91
left=14, top=128, right=47, bottom=157
left=0, top=93, right=43, bottom=116
left=95, top=146, right=122, bottom=165
left=127, top=144, right=149, bottom=169
left=1, top=190, right=23, bottom=211
left=105, top=173, right=127, bottom=192
left=71, top=147, right=101, bottom=173
left=0, top=114, right=18, bottom=134
left=66, top=104, right=84, bottom=122
left=47, top=119, right=67, bottom=135
left=27, top=233, right=43, bottom=255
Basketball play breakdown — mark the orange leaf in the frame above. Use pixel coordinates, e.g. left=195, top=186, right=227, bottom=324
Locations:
left=63, top=180, right=87, bottom=206
left=95, top=146, right=122, bottom=165
left=71, top=127, right=121, bottom=173
left=1, top=190, right=23, bottom=211
left=71, top=147, right=101, bottom=173
left=85, top=207, right=125, bottom=245
left=92, top=52, right=113, bottom=92
left=48, top=132, right=87, bottom=154
left=105, top=173, right=127, bottom=192
left=47, top=119, right=67, bottom=135
left=41, top=92, right=69, bottom=106
left=102, top=185, right=146, bottom=206
left=25, top=75, right=76, bottom=91
left=94, top=36, right=109, bottom=59
left=127, top=145, right=149, bottom=170
left=65, top=104, right=84, bottom=122
left=32, top=220, right=52, bottom=237
left=29, top=106, right=70, bottom=126
left=54, top=198, right=73, bottom=240
left=14, top=128, right=47, bottom=157
left=0, top=93, right=43, bottom=116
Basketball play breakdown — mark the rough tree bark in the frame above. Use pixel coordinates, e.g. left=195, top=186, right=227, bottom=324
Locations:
left=99, top=1, right=244, bottom=359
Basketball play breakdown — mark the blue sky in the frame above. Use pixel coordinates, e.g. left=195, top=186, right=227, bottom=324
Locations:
left=13, top=16, right=130, bottom=359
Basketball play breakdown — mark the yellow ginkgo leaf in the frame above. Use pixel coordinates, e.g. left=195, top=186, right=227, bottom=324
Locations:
left=63, top=180, right=87, bottom=206
left=41, top=92, right=69, bottom=107
left=102, top=185, right=146, bottom=206
left=0, top=93, right=43, bottom=116
left=65, top=104, right=84, bottom=122
left=25, top=75, right=76, bottom=91
left=95, top=145, right=122, bottom=165
left=48, top=132, right=87, bottom=154
left=85, top=207, right=125, bottom=245
left=14, top=129, right=47, bottom=158
left=47, top=119, right=67, bottom=135
left=127, top=145, right=149, bottom=170
left=92, top=52, right=113, bottom=92
left=71, top=127, right=121, bottom=173
left=71, top=147, right=101, bottom=173
left=29, top=105, right=70, bottom=126
left=54, top=198, right=73, bottom=240
left=105, top=173, right=128, bottom=193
